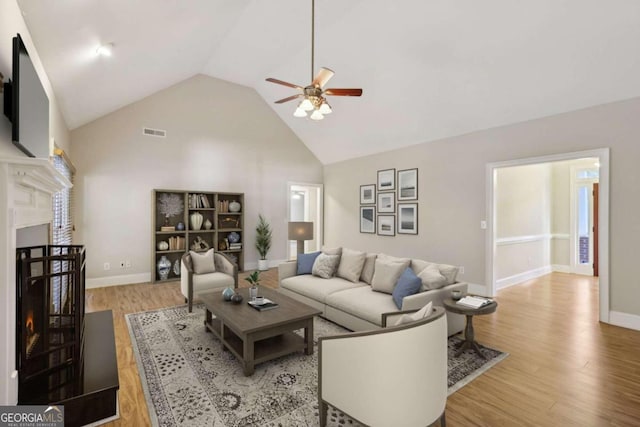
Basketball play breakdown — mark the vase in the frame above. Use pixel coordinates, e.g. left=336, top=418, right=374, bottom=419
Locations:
left=157, top=256, right=172, bottom=281
left=176, top=222, right=185, bottom=231
left=190, top=211, right=203, bottom=230
left=228, top=231, right=240, bottom=244
left=222, top=287, right=235, bottom=301
left=231, top=293, right=243, bottom=304
left=173, top=259, right=181, bottom=276
left=258, top=259, right=269, bottom=271
left=249, top=285, right=258, bottom=301
left=204, top=219, right=212, bottom=230
left=229, top=201, right=241, bottom=213
left=157, top=241, right=169, bottom=251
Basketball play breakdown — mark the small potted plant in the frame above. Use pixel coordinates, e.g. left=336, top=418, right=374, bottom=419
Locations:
left=255, top=214, right=272, bottom=271
left=245, top=270, right=260, bottom=301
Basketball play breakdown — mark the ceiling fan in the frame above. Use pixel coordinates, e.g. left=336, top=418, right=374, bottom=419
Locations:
left=266, top=0, right=362, bottom=120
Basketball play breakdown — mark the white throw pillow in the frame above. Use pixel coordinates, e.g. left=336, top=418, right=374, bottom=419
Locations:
left=360, top=253, right=377, bottom=284
left=321, top=246, right=342, bottom=256
left=394, top=302, right=433, bottom=326
left=417, top=264, right=447, bottom=290
left=312, top=253, right=341, bottom=279
left=370, top=257, right=410, bottom=294
left=337, top=248, right=366, bottom=283
left=190, top=249, right=215, bottom=274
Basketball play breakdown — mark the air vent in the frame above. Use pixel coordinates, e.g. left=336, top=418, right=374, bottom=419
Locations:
left=142, top=127, right=166, bottom=138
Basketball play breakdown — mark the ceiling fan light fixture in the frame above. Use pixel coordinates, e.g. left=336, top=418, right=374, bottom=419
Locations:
left=294, top=107, right=307, bottom=117
left=95, top=42, right=114, bottom=57
left=310, top=110, right=324, bottom=121
left=319, top=101, right=332, bottom=114
left=300, top=98, right=314, bottom=111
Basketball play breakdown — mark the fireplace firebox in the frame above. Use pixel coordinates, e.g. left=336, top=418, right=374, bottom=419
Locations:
left=16, top=245, right=86, bottom=402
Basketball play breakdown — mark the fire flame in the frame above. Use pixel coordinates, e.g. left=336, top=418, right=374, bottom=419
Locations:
left=26, top=311, right=34, bottom=336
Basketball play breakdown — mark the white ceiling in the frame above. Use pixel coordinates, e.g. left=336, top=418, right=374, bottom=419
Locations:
left=17, top=0, right=640, bottom=164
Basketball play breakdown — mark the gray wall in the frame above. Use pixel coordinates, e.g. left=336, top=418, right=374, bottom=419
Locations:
left=324, top=97, right=640, bottom=318
left=71, top=74, right=323, bottom=285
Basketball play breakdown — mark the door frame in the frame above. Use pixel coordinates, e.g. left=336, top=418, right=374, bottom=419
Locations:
left=486, top=148, right=610, bottom=323
left=569, top=165, right=598, bottom=275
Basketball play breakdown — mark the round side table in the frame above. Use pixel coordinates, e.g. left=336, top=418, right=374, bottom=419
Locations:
left=443, top=298, right=497, bottom=359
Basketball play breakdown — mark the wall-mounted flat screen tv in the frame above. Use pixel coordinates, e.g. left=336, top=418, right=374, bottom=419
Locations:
left=4, top=33, right=50, bottom=158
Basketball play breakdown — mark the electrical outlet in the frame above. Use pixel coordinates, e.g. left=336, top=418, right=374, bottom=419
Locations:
left=125, top=260, right=131, bottom=268
left=459, top=266, right=465, bottom=274
left=104, top=262, right=110, bottom=271
left=119, top=261, right=125, bottom=268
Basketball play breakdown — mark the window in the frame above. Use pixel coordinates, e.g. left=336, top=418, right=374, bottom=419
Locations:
left=52, top=149, right=74, bottom=245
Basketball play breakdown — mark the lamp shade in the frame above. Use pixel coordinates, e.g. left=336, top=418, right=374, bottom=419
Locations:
left=288, top=222, right=314, bottom=241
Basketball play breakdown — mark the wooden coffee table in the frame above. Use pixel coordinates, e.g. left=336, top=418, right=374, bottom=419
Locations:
left=199, top=286, right=321, bottom=376
left=443, top=297, right=498, bottom=359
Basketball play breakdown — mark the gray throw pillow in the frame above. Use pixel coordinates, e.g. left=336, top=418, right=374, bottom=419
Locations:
left=312, top=253, right=341, bottom=279
left=371, top=257, right=411, bottom=294
left=190, top=249, right=215, bottom=274
left=337, top=248, right=366, bottom=283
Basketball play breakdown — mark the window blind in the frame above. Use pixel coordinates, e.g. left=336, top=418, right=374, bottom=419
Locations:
left=52, top=152, right=74, bottom=245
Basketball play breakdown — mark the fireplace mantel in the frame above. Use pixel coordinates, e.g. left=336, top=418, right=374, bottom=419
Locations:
left=0, top=156, right=71, bottom=405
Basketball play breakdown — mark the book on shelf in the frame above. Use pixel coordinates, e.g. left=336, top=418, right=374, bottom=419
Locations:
left=248, top=298, right=279, bottom=311
left=160, top=226, right=175, bottom=231
left=456, top=296, right=494, bottom=309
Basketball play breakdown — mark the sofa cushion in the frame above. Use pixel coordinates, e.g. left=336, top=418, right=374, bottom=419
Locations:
left=312, top=253, right=341, bottom=279
left=411, top=259, right=459, bottom=285
left=392, top=268, right=422, bottom=309
left=394, top=301, right=433, bottom=326
left=371, top=257, right=411, bottom=294
left=190, top=249, right=215, bottom=274
left=378, top=253, right=411, bottom=265
left=337, top=248, right=366, bottom=283
left=322, top=246, right=342, bottom=256
left=280, top=275, right=367, bottom=302
left=360, top=253, right=377, bottom=284
left=297, top=251, right=321, bottom=275
left=326, top=287, right=400, bottom=326
left=192, top=272, right=234, bottom=293
left=417, top=264, right=447, bottom=290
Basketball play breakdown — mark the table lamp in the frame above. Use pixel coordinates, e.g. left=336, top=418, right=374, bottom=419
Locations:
left=288, top=222, right=314, bottom=254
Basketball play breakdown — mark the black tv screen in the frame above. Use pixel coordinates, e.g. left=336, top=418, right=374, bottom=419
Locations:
left=10, top=33, right=50, bottom=158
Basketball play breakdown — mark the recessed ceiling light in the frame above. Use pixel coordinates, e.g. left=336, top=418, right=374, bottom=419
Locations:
left=95, top=43, right=114, bottom=57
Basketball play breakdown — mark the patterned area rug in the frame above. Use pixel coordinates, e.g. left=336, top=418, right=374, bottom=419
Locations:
left=126, top=304, right=507, bottom=426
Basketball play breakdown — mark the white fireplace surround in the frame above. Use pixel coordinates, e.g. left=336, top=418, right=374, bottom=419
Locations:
left=0, top=157, right=71, bottom=405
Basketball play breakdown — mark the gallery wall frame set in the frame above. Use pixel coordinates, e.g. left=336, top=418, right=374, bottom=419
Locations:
left=360, top=167, right=419, bottom=236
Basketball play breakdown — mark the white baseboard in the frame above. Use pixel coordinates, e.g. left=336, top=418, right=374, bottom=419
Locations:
left=609, top=311, right=640, bottom=331
left=552, top=264, right=571, bottom=273
left=86, top=272, right=151, bottom=289
left=243, top=258, right=287, bottom=272
left=496, top=266, right=552, bottom=290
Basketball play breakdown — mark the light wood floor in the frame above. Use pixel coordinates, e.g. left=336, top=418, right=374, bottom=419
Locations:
left=86, top=271, right=640, bottom=426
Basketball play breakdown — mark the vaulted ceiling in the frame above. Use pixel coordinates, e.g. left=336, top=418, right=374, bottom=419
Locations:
left=17, top=0, right=640, bottom=164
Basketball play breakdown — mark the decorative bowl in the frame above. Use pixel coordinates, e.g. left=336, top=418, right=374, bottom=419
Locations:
left=231, top=293, right=243, bottom=304
left=451, top=290, right=463, bottom=301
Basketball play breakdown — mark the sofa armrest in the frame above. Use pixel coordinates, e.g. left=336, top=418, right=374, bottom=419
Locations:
left=381, top=309, right=420, bottom=327
left=214, top=252, right=238, bottom=288
left=278, top=261, right=297, bottom=284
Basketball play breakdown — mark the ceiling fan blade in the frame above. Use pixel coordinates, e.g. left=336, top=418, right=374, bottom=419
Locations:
left=274, top=94, right=303, bottom=104
left=324, top=88, right=363, bottom=97
left=312, top=67, right=335, bottom=88
left=266, top=78, right=303, bottom=90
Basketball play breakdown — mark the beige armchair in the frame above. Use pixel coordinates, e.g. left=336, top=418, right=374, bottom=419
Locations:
left=318, top=306, right=448, bottom=427
left=181, top=251, right=238, bottom=312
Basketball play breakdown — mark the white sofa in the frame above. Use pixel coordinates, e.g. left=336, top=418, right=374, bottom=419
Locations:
left=278, top=249, right=467, bottom=336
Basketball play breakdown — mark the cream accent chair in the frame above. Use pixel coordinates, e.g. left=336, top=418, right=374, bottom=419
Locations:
left=181, top=251, right=238, bottom=312
left=318, top=306, right=448, bottom=427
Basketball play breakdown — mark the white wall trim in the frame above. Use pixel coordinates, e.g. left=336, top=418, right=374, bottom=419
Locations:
left=243, top=258, right=287, bottom=273
left=552, top=264, right=571, bottom=273
left=496, top=234, right=550, bottom=246
left=86, top=273, right=151, bottom=289
left=496, top=266, right=552, bottom=290
left=609, top=311, right=640, bottom=332
left=551, top=233, right=570, bottom=240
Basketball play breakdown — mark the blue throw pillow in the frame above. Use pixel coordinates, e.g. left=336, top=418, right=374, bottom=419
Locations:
left=297, top=251, right=321, bottom=275
left=392, top=267, right=422, bottom=309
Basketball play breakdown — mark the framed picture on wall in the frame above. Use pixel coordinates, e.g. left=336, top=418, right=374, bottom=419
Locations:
left=377, top=192, right=395, bottom=213
left=377, top=168, right=396, bottom=191
left=377, top=215, right=395, bottom=236
left=398, top=203, right=418, bottom=234
left=360, top=206, right=375, bottom=233
left=398, top=168, right=418, bottom=200
left=360, top=184, right=376, bottom=204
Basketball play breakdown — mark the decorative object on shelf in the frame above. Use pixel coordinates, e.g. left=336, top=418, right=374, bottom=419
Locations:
left=227, top=231, right=241, bottom=244
left=173, top=259, right=181, bottom=276
left=222, top=287, right=235, bottom=302
left=377, top=168, right=396, bottom=191
left=245, top=270, right=260, bottom=301
left=176, top=222, right=185, bottom=231
left=397, top=203, right=418, bottom=235
left=158, top=193, right=184, bottom=227
left=218, top=240, right=228, bottom=251
left=190, top=236, right=210, bottom=251
left=229, top=200, right=241, bottom=213
left=190, top=211, right=203, bottom=230
left=157, top=256, right=172, bottom=280
left=288, top=221, right=313, bottom=255
left=157, top=241, right=169, bottom=251
left=231, top=293, right=243, bottom=304
left=220, top=216, right=240, bottom=228
left=204, top=218, right=212, bottom=230
left=397, top=168, right=418, bottom=201
left=255, top=214, right=272, bottom=271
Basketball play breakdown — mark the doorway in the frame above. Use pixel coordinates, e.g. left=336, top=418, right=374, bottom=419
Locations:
left=287, top=182, right=323, bottom=259
left=486, top=148, right=610, bottom=323
left=570, top=163, right=600, bottom=276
